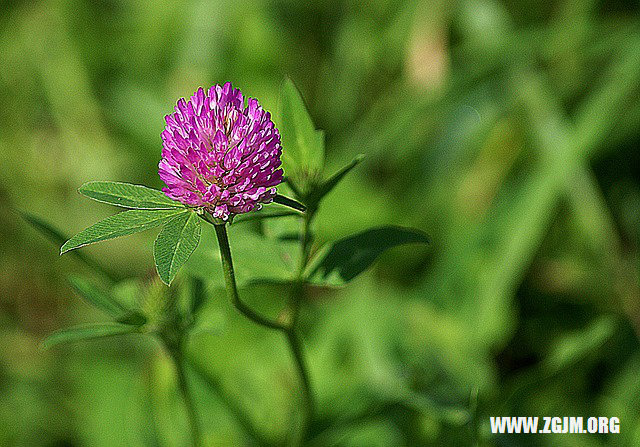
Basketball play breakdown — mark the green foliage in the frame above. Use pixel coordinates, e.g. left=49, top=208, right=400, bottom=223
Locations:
left=62, top=182, right=201, bottom=284
left=18, top=210, right=71, bottom=248
left=542, top=316, right=617, bottom=374
left=19, top=210, right=117, bottom=280
left=69, top=275, right=147, bottom=325
left=277, top=78, right=325, bottom=193
left=68, top=275, right=129, bottom=318
left=154, top=211, right=201, bottom=285
left=60, top=209, right=187, bottom=254
left=309, top=226, right=430, bottom=283
left=276, top=80, right=365, bottom=210
left=189, top=277, right=206, bottom=317
left=41, top=323, right=138, bottom=350
left=272, top=194, right=307, bottom=212
left=79, top=181, right=183, bottom=210
left=306, top=154, right=365, bottom=207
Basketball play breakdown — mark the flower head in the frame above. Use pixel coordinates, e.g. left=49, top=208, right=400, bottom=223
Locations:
left=159, top=82, right=283, bottom=220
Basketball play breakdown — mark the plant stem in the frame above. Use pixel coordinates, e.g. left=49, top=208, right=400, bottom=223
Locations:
left=289, top=209, right=315, bottom=441
left=212, top=221, right=315, bottom=442
left=286, top=327, right=314, bottom=437
left=213, top=223, right=287, bottom=331
left=172, top=350, right=203, bottom=447
left=299, top=209, right=313, bottom=273
left=188, top=359, right=271, bottom=446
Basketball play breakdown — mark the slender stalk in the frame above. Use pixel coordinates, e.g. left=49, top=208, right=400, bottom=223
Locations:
left=212, top=220, right=315, bottom=443
left=288, top=209, right=315, bottom=441
left=286, top=327, right=314, bottom=436
left=213, top=223, right=287, bottom=331
left=188, top=359, right=271, bottom=446
left=172, top=350, right=203, bottom=447
left=299, top=210, right=313, bottom=273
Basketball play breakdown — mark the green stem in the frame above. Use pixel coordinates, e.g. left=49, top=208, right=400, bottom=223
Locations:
left=289, top=209, right=315, bottom=441
left=213, top=223, right=287, bottom=331
left=213, top=220, right=315, bottom=442
left=286, top=327, right=314, bottom=438
left=299, top=209, right=313, bottom=274
left=188, top=359, right=271, bottom=446
left=172, top=350, right=203, bottom=447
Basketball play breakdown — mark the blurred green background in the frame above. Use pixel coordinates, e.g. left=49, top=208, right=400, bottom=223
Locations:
left=2, top=0, right=640, bottom=445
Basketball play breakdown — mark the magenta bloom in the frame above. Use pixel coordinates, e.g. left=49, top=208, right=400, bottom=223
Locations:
left=159, top=82, right=284, bottom=220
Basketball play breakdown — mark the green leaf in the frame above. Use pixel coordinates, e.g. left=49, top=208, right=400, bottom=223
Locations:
left=18, top=210, right=117, bottom=281
left=277, top=78, right=325, bottom=184
left=40, top=323, right=138, bottom=350
left=309, top=226, right=430, bottom=283
left=154, top=211, right=201, bottom=285
left=79, top=181, right=183, bottom=209
left=68, top=275, right=128, bottom=318
left=272, top=194, right=307, bottom=212
left=68, top=275, right=147, bottom=325
left=308, top=154, right=365, bottom=205
left=61, top=209, right=187, bottom=254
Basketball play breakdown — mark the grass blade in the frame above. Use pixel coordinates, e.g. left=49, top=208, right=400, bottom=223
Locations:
left=41, top=323, right=138, bottom=350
